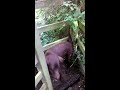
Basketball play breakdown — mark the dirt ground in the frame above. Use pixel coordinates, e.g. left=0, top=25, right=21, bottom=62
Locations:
left=52, top=62, right=85, bottom=90
left=35, top=60, right=85, bottom=90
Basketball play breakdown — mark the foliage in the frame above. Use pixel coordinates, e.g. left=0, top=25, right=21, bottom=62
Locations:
left=35, top=9, right=45, bottom=26
left=35, top=1, right=85, bottom=64
left=40, top=26, right=67, bottom=46
left=45, top=1, right=85, bottom=45
left=46, top=1, right=85, bottom=25
left=57, top=1, right=85, bottom=65
left=40, top=32, right=58, bottom=46
left=63, top=1, right=85, bottom=28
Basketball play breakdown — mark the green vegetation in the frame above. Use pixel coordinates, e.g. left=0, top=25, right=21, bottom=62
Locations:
left=35, top=1, right=85, bottom=65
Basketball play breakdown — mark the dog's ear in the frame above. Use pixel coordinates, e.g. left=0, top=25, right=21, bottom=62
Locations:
left=58, top=56, right=64, bottom=63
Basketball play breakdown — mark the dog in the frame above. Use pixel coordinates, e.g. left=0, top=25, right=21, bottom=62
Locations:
left=44, top=33, right=73, bottom=80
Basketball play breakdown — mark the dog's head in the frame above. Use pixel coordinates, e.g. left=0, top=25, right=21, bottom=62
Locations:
left=45, top=52, right=61, bottom=80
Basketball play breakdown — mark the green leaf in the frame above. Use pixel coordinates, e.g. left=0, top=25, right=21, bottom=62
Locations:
left=70, top=6, right=74, bottom=11
left=72, top=20, right=78, bottom=30
left=73, top=20, right=78, bottom=27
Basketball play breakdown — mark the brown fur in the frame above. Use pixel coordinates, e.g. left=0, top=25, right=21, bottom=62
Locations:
left=45, top=40, right=73, bottom=80
left=45, top=51, right=60, bottom=80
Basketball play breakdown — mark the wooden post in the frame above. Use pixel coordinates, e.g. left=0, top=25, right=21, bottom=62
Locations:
left=35, top=54, right=46, bottom=83
left=35, top=23, right=53, bottom=90
left=35, top=55, right=41, bottom=71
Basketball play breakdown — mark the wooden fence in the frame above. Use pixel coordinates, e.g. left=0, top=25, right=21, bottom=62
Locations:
left=35, top=20, right=85, bottom=90
left=35, top=1, right=85, bottom=90
left=70, top=20, right=85, bottom=74
left=35, top=21, right=68, bottom=90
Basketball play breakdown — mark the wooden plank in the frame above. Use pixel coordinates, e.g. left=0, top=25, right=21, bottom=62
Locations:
left=36, top=62, right=41, bottom=71
left=35, top=55, right=38, bottom=66
left=72, top=29, right=85, bottom=55
left=37, top=21, right=66, bottom=33
left=77, top=39, right=85, bottom=56
left=35, top=55, right=46, bottom=83
left=35, top=54, right=41, bottom=71
left=79, top=61, right=85, bottom=75
left=39, top=83, right=47, bottom=90
left=35, top=23, right=53, bottom=90
left=70, top=29, right=85, bottom=75
left=35, top=62, right=46, bottom=83
left=35, top=54, right=41, bottom=72
left=78, top=20, right=85, bottom=33
left=35, top=71, right=43, bottom=87
left=83, top=65, right=85, bottom=74
left=43, top=37, right=68, bottom=51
